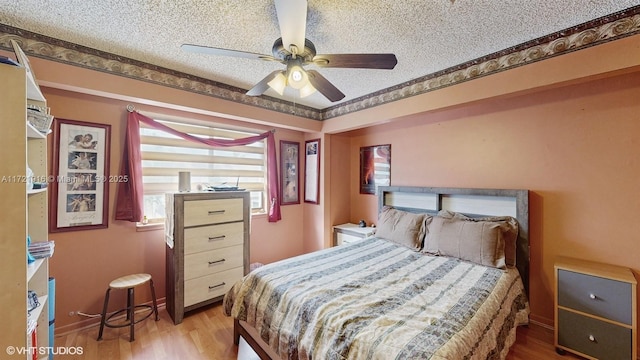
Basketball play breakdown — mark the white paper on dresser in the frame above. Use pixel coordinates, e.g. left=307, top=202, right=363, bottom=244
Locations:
left=165, top=193, right=174, bottom=248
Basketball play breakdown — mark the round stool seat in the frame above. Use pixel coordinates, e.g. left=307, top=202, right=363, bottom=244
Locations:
left=97, top=273, right=159, bottom=342
left=109, top=273, right=151, bottom=289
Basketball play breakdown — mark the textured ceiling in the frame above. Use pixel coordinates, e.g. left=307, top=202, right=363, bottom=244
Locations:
left=1, top=1, right=639, bottom=114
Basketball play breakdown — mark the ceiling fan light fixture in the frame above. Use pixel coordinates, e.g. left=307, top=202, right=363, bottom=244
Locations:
left=286, top=60, right=309, bottom=89
left=299, top=82, right=317, bottom=98
left=267, top=72, right=287, bottom=95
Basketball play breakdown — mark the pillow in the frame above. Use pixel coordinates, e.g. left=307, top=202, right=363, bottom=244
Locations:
left=423, top=210, right=518, bottom=269
left=425, top=210, right=519, bottom=266
left=453, top=212, right=519, bottom=267
left=375, top=207, right=431, bottom=250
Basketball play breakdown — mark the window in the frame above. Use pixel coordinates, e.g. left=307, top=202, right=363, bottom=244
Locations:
left=139, top=118, right=266, bottom=221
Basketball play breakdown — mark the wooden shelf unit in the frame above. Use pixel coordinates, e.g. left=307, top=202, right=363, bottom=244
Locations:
left=0, top=54, right=51, bottom=359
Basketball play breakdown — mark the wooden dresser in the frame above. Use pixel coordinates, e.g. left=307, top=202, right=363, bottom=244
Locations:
left=166, top=191, right=250, bottom=324
left=554, top=256, right=637, bottom=359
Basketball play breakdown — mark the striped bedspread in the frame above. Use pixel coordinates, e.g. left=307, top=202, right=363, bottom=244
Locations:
left=224, top=238, right=530, bottom=360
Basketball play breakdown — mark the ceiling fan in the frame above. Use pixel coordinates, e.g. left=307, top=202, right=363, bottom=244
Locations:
left=181, top=0, right=397, bottom=102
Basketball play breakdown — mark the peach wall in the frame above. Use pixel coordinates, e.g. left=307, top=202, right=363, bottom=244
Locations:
left=343, top=70, right=640, bottom=330
left=41, top=87, right=307, bottom=332
left=328, top=135, right=352, bottom=229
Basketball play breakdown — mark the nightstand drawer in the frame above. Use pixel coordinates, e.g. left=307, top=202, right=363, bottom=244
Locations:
left=558, top=269, right=633, bottom=324
left=184, top=245, right=244, bottom=280
left=184, top=222, right=244, bottom=254
left=336, top=232, right=362, bottom=245
left=184, top=198, right=243, bottom=227
left=558, top=309, right=632, bottom=359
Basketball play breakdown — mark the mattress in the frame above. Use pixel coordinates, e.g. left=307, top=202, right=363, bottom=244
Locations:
left=224, top=238, right=529, bottom=360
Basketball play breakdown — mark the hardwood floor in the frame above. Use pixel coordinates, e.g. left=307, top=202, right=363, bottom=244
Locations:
left=55, top=304, right=238, bottom=360
left=506, top=322, right=584, bottom=360
left=54, top=303, right=584, bottom=360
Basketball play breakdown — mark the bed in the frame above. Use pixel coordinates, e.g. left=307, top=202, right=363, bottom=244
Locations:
left=224, top=186, right=530, bottom=359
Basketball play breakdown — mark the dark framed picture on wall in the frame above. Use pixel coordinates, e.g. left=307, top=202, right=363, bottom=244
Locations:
left=280, top=140, right=300, bottom=205
left=360, top=144, right=391, bottom=195
left=50, top=118, right=111, bottom=232
left=304, top=139, right=321, bottom=204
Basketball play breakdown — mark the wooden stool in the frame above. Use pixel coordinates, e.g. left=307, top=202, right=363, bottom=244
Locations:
left=97, top=273, right=159, bottom=342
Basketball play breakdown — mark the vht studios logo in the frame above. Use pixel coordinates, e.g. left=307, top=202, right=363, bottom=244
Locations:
left=5, top=346, right=84, bottom=356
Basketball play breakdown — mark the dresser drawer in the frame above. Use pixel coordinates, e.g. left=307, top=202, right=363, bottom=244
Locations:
left=558, top=309, right=632, bottom=359
left=184, top=245, right=244, bottom=280
left=184, top=222, right=244, bottom=254
left=184, top=267, right=244, bottom=307
left=184, top=198, right=243, bottom=227
left=557, top=269, right=633, bottom=324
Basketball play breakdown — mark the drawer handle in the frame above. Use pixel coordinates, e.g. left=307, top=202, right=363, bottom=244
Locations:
left=208, top=210, right=226, bottom=215
left=208, top=258, right=226, bottom=265
left=208, top=235, right=226, bottom=241
left=589, top=293, right=597, bottom=300
left=208, top=282, right=226, bottom=290
left=588, top=335, right=596, bottom=342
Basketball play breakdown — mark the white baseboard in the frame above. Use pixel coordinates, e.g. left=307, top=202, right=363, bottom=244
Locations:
left=55, top=298, right=166, bottom=337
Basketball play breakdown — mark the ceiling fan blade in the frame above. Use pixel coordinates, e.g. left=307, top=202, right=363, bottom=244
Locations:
left=306, top=70, right=345, bottom=102
left=181, top=44, right=278, bottom=62
left=246, top=70, right=284, bottom=96
left=274, top=0, right=307, bottom=54
left=313, top=54, right=398, bottom=69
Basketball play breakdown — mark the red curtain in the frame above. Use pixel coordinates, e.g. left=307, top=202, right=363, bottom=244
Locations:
left=115, top=111, right=281, bottom=222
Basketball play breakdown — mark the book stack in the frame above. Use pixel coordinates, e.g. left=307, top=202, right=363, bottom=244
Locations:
left=28, top=241, right=55, bottom=259
left=27, top=104, right=54, bottom=134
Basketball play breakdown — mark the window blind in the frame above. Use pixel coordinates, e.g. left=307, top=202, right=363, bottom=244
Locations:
left=139, top=119, right=266, bottom=219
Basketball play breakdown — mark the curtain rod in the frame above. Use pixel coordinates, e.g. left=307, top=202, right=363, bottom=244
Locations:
left=126, top=104, right=275, bottom=133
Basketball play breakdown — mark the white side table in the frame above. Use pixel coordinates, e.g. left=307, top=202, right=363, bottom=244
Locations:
left=333, top=223, right=376, bottom=246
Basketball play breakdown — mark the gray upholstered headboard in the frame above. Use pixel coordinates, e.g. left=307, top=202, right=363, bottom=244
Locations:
left=377, top=186, right=530, bottom=295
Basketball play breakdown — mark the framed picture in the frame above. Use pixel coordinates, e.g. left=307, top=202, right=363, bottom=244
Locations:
left=280, top=141, right=300, bottom=205
left=50, top=119, right=111, bottom=232
left=360, top=144, right=391, bottom=195
left=304, top=139, right=321, bottom=204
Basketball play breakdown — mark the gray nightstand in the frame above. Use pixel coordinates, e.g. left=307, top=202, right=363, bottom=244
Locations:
left=333, top=223, right=376, bottom=246
left=554, top=256, right=637, bottom=359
